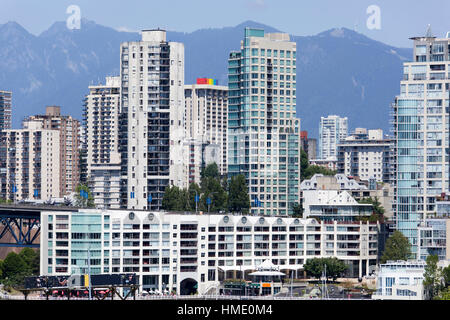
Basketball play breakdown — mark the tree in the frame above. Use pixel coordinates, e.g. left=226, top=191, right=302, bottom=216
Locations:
left=292, top=203, right=303, bottom=217
left=324, top=257, right=348, bottom=281
left=162, top=186, right=185, bottom=211
left=188, top=183, right=202, bottom=212
left=357, top=197, right=385, bottom=222
left=434, top=287, right=450, bottom=300
left=303, top=257, right=347, bottom=281
left=380, top=231, right=411, bottom=263
left=200, top=163, right=227, bottom=212
left=303, top=165, right=337, bottom=181
left=75, top=184, right=94, bottom=207
left=19, top=248, right=39, bottom=275
left=300, top=149, right=337, bottom=181
left=442, top=265, right=450, bottom=288
left=423, top=254, right=443, bottom=299
left=300, top=149, right=309, bottom=181
left=0, top=252, right=29, bottom=287
left=227, top=175, right=250, bottom=214
left=201, top=162, right=220, bottom=180
left=304, top=258, right=324, bottom=280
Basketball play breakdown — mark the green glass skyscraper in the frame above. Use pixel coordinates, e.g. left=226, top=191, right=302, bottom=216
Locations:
left=393, top=31, right=450, bottom=258
left=228, top=28, right=301, bottom=216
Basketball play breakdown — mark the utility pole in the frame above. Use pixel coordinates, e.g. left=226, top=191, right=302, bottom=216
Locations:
left=88, top=245, right=92, bottom=300
left=195, top=191, right=198, bottom=213
left=321, top=264, right=328, bottom=300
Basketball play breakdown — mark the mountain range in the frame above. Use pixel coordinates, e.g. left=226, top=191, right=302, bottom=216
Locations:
left=0, top=19, right=412, bottom=138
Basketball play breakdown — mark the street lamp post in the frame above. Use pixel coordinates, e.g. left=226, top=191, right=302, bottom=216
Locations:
left=88, top=245, right=92, bottom=300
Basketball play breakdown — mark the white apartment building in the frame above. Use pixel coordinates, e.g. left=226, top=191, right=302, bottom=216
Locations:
left=119, top=30, right=186, bottom=211
left=184, top=80, right=228, bottom=185
left=301, top=173, right=394, bottom=219
left=23, top=106, right=80, bottom=197
left=90, top=154, right=121, bottom=210
left=0, top=90, right=12, bottom=131
left=83, top=76, right=121, bottom=209
left=392, top=32, right=450, bottom=257
left=337, top=128, right=392, bottom=183
left=319, top=115, right=348, bottom=160
left=83, top=76, right=121, bottom=175
left=228, top=28, right=301, bottom=215
left=0, top=122, right=60, bottom=201
left=372, top=260, right=427, bottom=300
left=302, top=190, right=373, bottom=222
left=40, top=209, right=379, bottom=294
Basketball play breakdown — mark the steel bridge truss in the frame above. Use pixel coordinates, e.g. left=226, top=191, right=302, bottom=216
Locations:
left=0, top=214, right=40, bottom=248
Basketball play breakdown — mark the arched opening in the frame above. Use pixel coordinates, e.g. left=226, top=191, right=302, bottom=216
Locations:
left=180, top=278, right=198, bottom=296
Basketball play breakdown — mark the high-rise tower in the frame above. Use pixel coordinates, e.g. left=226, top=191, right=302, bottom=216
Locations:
left=119, top=30, right=185, bottom=210
left=392, top=31, right=450, bottom=258
left=0, top=91, right=12, bottom=131
left=228, top=28, right=301, bottom=216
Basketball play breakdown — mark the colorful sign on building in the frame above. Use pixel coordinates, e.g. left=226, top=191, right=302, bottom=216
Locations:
left=196, top=78, right=218, bottom=85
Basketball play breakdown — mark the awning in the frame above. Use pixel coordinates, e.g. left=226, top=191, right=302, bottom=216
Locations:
left=248, top=271, right=286, bottom=276
left=218, top=266, right=255, bottom=272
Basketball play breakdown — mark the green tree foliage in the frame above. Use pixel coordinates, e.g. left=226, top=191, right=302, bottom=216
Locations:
left=442, top=265, right=450, bottom=288
left=304, top=257, right=323, bottom=279
left=18, top=248, right=39, bottom=275
left=201, top=162, right=220, bottom=180
left=423, top=254, right=443, bottom=299
left=0, top=251, right=29, bottom=287
left=292, top=203, right=303, bottom=217
left=75, top=184, right=94, bottom=207
left=162, top=186, right=189, bottom=211
left=357, top=197, right=385, bottom=222
left=200, top=163, right=227, bottom=212
left=380, top=231, right=412, bottom=263
left=188, top=183, right=202, bottom=211
left=300, top=150, right=336, bottom=181
left=434, top=287, right=450, bottom=300
left=227, top=174, right=250, bottom=214
left=162, top=163, right=228, bottom=213
left=325, top=257, right=348, bottom=281
left=304, top=257, right=347, bottom=281
left=161, top=163, right=249, bottom=214
left=300, top=149, right=309, bottom=181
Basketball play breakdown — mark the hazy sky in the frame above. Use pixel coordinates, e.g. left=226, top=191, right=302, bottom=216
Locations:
left=1, top=0, right=449, bottom=47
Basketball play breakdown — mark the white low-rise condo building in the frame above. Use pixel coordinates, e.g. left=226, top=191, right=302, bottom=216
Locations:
left=40, top=209, right=379, bottom=295
left=372, top=260, right=427, bottom=300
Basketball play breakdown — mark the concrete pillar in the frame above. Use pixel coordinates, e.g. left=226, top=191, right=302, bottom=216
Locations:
left=366, top=259, right=370, bottom=276
left=358, top=260, right=362, bottom=279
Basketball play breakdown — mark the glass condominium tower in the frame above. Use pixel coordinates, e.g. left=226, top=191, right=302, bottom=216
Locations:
left=228, top=28, right=301, bottom=216
left=393, top=32, right=450, bottom=258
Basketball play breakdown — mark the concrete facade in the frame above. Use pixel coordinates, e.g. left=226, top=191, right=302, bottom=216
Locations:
left=0, top=123, right=60, bottom=201
left=23, top=106, right=80, bottom=197
left=119, top=30, right=186, bottom=210
left=40, top=209, right=379, bottom=294
left=337, top=128, right=393, bottom=183
left=184, top=82, right=228, bottom=185
left=0, top=90, right=12, bottom=131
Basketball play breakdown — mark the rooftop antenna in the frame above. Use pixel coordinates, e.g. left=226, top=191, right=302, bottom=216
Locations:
left=425, top=24, right=433, bottom=37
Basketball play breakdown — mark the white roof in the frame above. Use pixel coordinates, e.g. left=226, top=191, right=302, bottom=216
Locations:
left=256, top=259, right=279, bottom=271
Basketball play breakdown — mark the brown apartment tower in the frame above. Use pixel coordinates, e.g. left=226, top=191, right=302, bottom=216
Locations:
left=23, top=106, right=80, bottom=196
